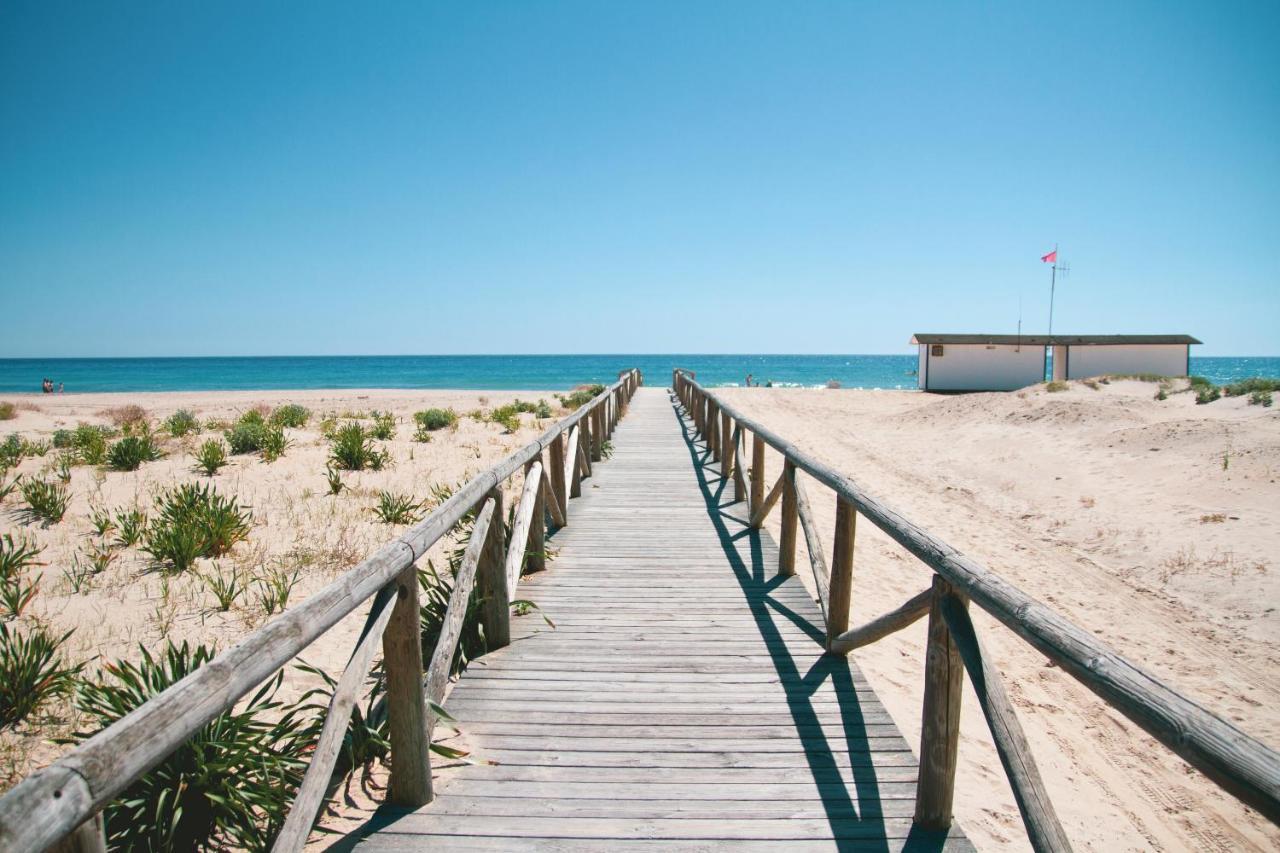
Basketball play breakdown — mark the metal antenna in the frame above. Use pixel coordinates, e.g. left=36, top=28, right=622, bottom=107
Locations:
left=1047, top=249, right=1070, bottom=337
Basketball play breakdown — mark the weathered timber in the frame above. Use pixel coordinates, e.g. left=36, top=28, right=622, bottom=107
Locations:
left=778, top=460, right=798, bottom=577
left=548, top=432, right=569, bottom=524
left=352, top=387, right=968, bottom=852
left=505, top=463, right=543, bottom=592
left=525, top=459, right=547, bottom=573
left=48, top=814, right=104, bottom=853
left=0, top=370, right=641, bottom=853
left=384, top=564, right=433, bottom=807
left=915, top=575, right=964, bottom=829
left=676, top=372, right=1280, bottom=822
left=477, top=488, right=510, bottom=649
left=793, top=474, right=829, bottom=625
left=750, top=434, right=766, bottom=512
left=828, top=496, right=856, bottom=648
left=275, top=585, right=398, bottom=853
left=749, top=470, right=785, bottom=529
left=541, top=454, right=566, bottom=529
left=566, top=426, right=582, bottom=499
left=830, top=588, right=932, bottom=654
left=939, top=594, right=1072, bottom=852
left=425, top=498, right=496, bottom=708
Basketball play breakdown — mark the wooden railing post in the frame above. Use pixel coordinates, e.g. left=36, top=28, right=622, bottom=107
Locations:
left=383, top=565, right=432, bottom=806
left=915, top=574, right=965, bottom=830
left=477, top=487, right=510, bottom=649
left=750, top=434, right=765, bottom=513
left=827, top=497, right=856, bottom=648
left=708, top=400, right=720, bottom=460
left=721, top=410, right=733, bottom=480
left=526, top=458, right=546, bottom=573
left=549, top=433, right=568, bottom=524
left=591, top=406, right=604, bottom=461
left=49, top=814, right=105, bottom=853
left=779, top=461, right=798, bottom=576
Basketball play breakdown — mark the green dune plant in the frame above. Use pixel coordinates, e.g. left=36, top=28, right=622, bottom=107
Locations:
left=108, top=431, right=164, bottom=471
left=201, top=564, right=246, bottom=612
left=114, top=506, right=149, bottom=548
left=259, top=424, right=289, bottom=462
left=329, top=423, right=387, bottom=471
left=1196, top=385, right=1221, bottom=405
left=487, top=405, right=522, bottom=433
left=18, top=478, right=70, bottom=524
left=414, top=408, right=457, bottom=433
left=555, top=384, right=605, bottom=411
left=0, top=402, right=16, bottom=421
left=254, top=566, right=300, bottom=616
left=0, top=623, right=81, bottom=730
left=325, top=466, right=345, bottom=496
left=269, top=404, right=311, bottom=429
left=1250, top=389, right=1273, bottom=407
left=164, top=409, right=200, bottom=437
left=369, top=411, right=397, bottom=440
left=372, top=490, right=425, bottom=525
left=0, top=533, right=42, bottom=580
left=193, top=438, right=229, bottom=476
left=65, top=642, right=312, bottom=850
left=1223, top=377, right=1280, bottom=397
left=143, top=483, right=252, bottom=571
left=0, top=434, right=25, bottom=469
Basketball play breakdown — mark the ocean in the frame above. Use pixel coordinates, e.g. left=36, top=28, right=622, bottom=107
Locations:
left=0, top=355, right=1276, bottom=394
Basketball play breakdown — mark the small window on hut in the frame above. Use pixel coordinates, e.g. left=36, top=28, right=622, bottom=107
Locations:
left=931, top=345, right=944, bottom=357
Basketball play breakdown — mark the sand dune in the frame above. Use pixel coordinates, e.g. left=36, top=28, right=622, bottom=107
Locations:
left=719, top=378, right=1279, bottom=851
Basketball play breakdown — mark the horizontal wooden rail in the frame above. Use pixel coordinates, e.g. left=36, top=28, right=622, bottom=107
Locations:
left=674, top=370, right=1280, bottom=829
left=0, top=369, right=642, bottom=853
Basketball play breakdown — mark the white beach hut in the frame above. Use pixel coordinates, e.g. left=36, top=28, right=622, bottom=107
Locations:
left=911, top=334, right=1049, bottom=391
left=1047, top=334, right=1201, bottom=381
left=911, top=333, right=1201, bottom=391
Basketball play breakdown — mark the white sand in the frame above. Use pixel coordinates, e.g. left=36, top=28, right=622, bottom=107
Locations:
left=3, top=380, right=1277, bottom=849
left=0, top=388, right=565, bottom=828
left=718, top=379, right=1280, bottom=851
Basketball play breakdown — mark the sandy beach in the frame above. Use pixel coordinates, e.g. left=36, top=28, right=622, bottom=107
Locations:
left=719, top=378, right=1279, bottom=851
left=2, top=379, right=1277, bottom=849
left=0, top=388, right=565, bottom=822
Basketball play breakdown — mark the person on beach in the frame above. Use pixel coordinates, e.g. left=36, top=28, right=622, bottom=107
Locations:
left=41, top=378, right=52, bottom=393
left=57, top=382, right=64, bottom=393
left=745, top=373, right=753, bottom=387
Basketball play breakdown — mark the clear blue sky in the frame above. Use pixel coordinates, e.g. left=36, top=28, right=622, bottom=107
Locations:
left=2, top=2, right=1277, bottom=357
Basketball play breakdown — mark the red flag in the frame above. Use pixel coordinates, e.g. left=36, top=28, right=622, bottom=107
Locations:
left=1041, top=249, right=1057, bottom=263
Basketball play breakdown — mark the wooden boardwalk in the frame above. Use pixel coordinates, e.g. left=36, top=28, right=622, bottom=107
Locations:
left=352, top=387, right=971, bottom=851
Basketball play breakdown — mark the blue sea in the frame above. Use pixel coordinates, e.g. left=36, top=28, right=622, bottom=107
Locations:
left=0, top=355, right=1276, bottom=394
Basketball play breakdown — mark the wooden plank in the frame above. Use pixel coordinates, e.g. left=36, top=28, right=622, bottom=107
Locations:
left=383, top=564, right=433, bottom=807
left=548, top=433, right=568, bottom=524
left=477, top=489, right=509, bottom=649
left=830, top=588, right=931, bottom=655
left=748, top=470, right=785, bottom=528
left=914, top=575, right=964, bottom=830
left=525, top=458, right=547, bottom=573
left=680, top=376, right=1280, bottom=821
left=793, top=476, right=829, bottom=626
left=750, top=433, right=765, bottom=514
left=778, top=461, right=798, bottom=576
left=347, top=388, right=966, bottom=852
left=425, top=498, right=496, bottom=708
left=565, top=425, right=581, bottom=499
left=505, top=462, right=543, bottom=592
left=827, top=497, right=856, bottom=648
left=939, top=594, right=1072, bottom=852
left=274, top=584, right=398, bottom=853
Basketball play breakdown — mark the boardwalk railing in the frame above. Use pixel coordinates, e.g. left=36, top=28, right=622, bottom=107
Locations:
left=673, top=369, right=1280, bottom=848
left=0, top=370, right=642, bottom=853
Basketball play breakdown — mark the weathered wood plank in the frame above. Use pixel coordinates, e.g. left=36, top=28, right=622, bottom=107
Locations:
left=274, top=584, right=398, bottom=853
left=350, top=388, right=968, bottom=853
left=939, top=594, right=1072, bottom=852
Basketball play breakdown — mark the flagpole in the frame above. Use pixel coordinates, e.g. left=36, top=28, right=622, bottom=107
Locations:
left=1047, top=243, right=1058, bottom=337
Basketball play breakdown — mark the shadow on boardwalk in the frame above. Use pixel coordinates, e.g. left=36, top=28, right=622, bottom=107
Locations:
left=671, top=393, right=950, bottom=853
